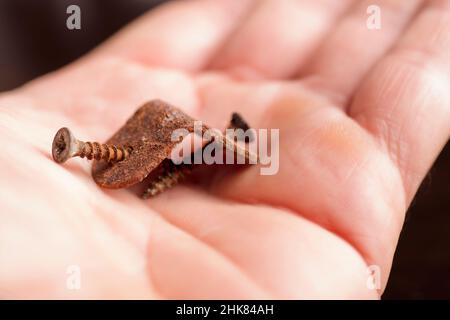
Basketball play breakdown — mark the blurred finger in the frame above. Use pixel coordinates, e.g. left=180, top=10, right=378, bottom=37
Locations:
left=210, top=0, right=354, bottom=80
left=93, top=0, right=257, bottom=71
left=301, top=0, right=423, bottom=106
left=350, top=0, right=450, bottom=201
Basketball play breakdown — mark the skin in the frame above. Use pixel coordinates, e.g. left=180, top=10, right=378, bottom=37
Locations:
left=0, top=0, right=449, bottom=299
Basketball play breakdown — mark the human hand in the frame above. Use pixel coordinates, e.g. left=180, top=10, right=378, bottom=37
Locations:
left=1, top=0, right=449, bottom=299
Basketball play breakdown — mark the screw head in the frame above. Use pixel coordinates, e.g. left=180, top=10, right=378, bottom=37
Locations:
left=52, top=127, right=77, bottom=163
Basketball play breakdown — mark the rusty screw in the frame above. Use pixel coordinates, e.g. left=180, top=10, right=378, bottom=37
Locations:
left=52, top=127, right=132, bottom=164
left=142, top=112, right=256, bottom=198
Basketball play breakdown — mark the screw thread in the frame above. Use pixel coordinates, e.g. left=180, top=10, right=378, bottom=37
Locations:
left=142, top=163, right=193, bottom=198
left=79, top=141, right=132, bottom=162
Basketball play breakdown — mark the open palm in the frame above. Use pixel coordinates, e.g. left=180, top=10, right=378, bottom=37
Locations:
left=1, top=0, right=449, bottom=299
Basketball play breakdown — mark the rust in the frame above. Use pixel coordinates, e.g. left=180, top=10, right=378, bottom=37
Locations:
left=91, top=99, right=206, bottom=189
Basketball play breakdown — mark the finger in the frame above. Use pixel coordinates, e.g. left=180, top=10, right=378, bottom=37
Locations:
left=149, top=187, right=377, bottom=299
left=148, top=215, right=269, bottom=299
left=196, top=81, right=405, bottom=280
left=92, top=0, right=257, bottom=71
left=350, top=0, right=450, bottom=202
left=210, top=0, right=355, bottom=80
left=301, top=0, right=423, bottom=106
left=18, top=0, right=259, bottom=130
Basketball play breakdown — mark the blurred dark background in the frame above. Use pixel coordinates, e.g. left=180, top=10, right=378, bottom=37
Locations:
left=0, top=0, right=448, bottom=299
